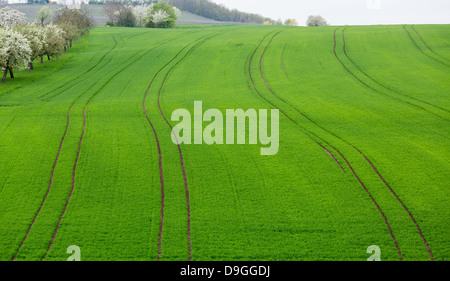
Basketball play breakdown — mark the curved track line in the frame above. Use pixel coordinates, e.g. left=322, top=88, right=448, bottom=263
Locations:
left=37, top=34, right=120, bottom=100
left=40, top=34, right=187, bottom=260
left=156, top=40, right=207, bottom=262
left=402, top=25, right=449, bottom=68
left=258, top=32, right=345, bottom=173
left=12, top=100, right=76, bottom=261
left=286, top=28, right=433, bottom=260
left=251, top=32, right=403, bottom=260
left=411, top=25, right=450, bottom=63
left=11, top=35, right=119, bottom=261
left=342, top=29, right=450, bottom=116
left=154, top=30, right=233, bottom=261
left=142, top=42, right=194, bottom=261
left=272, top=29, right=435, bottom=260
left=333, top=28, right=448, bottom=122
left=353, top=147, right=435, bottom=260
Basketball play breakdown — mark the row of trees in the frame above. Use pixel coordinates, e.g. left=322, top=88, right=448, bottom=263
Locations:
left=0, top=6, right=92, bottom=83
left=104, top=2, right=181, bottom=28
left=164, top=0, right=269, bottom=24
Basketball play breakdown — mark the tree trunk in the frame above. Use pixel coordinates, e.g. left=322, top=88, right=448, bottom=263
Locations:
left=40, top=55, right=44, bottom=63
left=28, top=62, right=33, bottom=72
left=64, top=45, right=66, bottom=52
left=47, top=54, right=50, bottom=61
left=9, top=68, right=14, bottom=79
left=2, top=69, right=7, bottom=83
left=70, top=40, right=72, bottom=48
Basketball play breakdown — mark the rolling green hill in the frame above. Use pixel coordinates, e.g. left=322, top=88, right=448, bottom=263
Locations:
left=0, top=24, right=448, bottom=261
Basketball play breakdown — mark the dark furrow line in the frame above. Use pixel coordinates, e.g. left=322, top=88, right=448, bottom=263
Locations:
left=258, top=32, right=345, bottom=173
left=12, top=35, right=119, bottom=261
left=411, top=25, right=450, bottom=63
left=142, top=41, right=194, bottom=261
left=341, top=29, right=441, bottom=259
left=37, top=34, right=120, bottom=100
left=402, top=25, right=450, bottom=68
left=334, top=28, right=448, bottom=122
left=336, top=27, right=436, bottom=259
left=251, top=31, right=402, bottom=260
left=12, top=102, right=75, bottom=261
left=353, top=147, right=435, bottom=260
left=40, top=33, right=180, bottom=260
left=157, top=40, right=206, bottom=262
left=342, top=29, right=450, bottom=115
left=155, top=30, right=233, bottom=261
left=41, top=93, right=91, bottom=261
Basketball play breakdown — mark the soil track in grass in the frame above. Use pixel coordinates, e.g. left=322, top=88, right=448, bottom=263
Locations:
left=333, top=28, right=448, bottom=122
left=341, top=28, right=450, bottom=116
left=402, top=25, right=450, bottom=68
left=252, top=31, right=403, bottom=260
left=142, top=41, right=193, bottom=261
left=256, top=31, right=345, bottom=173
left=411, top=25, right=450, bottom=63
left=155, top=31, right=231, bottom=261
left=39, top=34, right=191, bottom=260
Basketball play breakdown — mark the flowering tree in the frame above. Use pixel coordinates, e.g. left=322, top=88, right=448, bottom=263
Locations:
left=58, top=22, right=80, bottom=50
left=0, top=29, right=32, bottom=82
left=133, top=5, right=148, bottom=27
left=37, top=6, right=53, bottom=26
left=145, top=2, right=179, bottom=28
left=307, top=15, right=328, bottom=27
left=14, top=24, right=47, bottom=72
left=42, top=24, right=66, bottom=62
left=0, top=7, right=26, bottom=30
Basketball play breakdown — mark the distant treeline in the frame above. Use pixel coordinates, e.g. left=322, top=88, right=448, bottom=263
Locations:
left=163, top=0, right=270, bottom=24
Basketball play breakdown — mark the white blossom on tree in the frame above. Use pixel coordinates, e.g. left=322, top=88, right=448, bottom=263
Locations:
left=173, top=7, right=182, bottom=18
left=0, top=29, right=32, bottom=82
left=307, top=15, right=328, bottom=27
left=146, top=3, right=154, bottom=16
left=133, top=5, right=148, bottom=27
left=14, top=24, right=47, bottom=71
left=42, top=24, right=66, bottom=62
left=152, top=10, right=169, bottom=24
left=0, top=7, right=27, bottom=30
left=37, top=6, right=53, bottom=26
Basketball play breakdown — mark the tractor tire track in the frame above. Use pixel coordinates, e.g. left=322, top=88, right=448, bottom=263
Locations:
left=257, top=32, right=346, bottom=173
left=403, top=25, right=450, bottom=68
left=11, top=34, right=119, bottom=261
left=411, top=25, right=450, bottom=63
left=333, top=28, right=448, bottom=122
left=37, top=34, right=120, bottom=101
left=268, top=30, right=435, bottom=260
left=155, top=32, right=229, bottom=261
left=342, top=29, right=449, bottom=116
left=39, top=35, right=189, bottom=260
left=282, top=28, right=433, bottom=260
left=353, top=147, right=435, bottom=260
left=250, top=32, right=403, bottom=260
left=142, top=42, right=193, bottom=261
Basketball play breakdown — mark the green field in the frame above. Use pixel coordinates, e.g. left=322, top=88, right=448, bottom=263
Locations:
left=0, top=24, right=448, bottom=261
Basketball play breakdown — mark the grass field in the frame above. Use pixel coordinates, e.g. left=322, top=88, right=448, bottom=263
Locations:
left=0, top=24, right=448, bottom=261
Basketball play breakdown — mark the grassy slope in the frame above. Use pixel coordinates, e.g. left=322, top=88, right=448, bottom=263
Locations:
left=0, top=25, right=448, bottom=261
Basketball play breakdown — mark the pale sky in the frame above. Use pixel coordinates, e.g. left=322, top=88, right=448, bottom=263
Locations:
left=211, top=0, right=450, bottom=26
